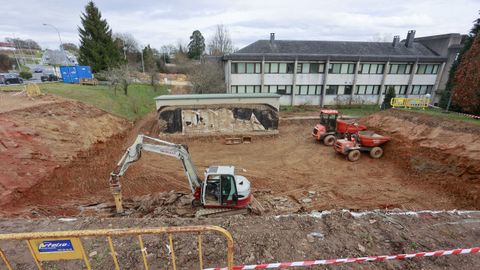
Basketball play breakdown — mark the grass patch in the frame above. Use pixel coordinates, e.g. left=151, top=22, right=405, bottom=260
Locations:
left=1, top=82, right=168, bottom=120
left=280, top=104, right=381, bottom=117
left=400, top=107, right=480, bottom=125
left=334, top=105, right=380, bottom=117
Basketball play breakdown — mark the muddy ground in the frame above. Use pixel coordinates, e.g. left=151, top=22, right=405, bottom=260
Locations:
left=2, top=105, right=479, bottom=216
left=1, top=92, right=479, bottom=269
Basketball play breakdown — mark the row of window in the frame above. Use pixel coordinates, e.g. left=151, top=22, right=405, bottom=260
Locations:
left=231, top=84, right=434, bottom=95
left=231, top=62, right=440, bottom=75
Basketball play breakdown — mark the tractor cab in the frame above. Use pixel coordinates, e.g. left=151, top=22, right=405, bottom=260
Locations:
left=201, top=166, right=251, bottom=208
left=312, top=109, right=339, bottom=145
left=319, top=109, right=339, bottom=131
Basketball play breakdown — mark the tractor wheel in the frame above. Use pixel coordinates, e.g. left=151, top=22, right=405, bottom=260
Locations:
left=323, top=135, right=336, bottom=146
left=191, top=199, right=202, bottom=207
left=370, top=147, right=384, bottom=159
left=347, top=150, right=361, bottom=162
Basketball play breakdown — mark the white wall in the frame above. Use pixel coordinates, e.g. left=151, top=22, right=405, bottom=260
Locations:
left=295, top=74, right=324, bottom=85
left=356, top=74, right=383, bottom=85
left=231, top=74, right=262, bottom=85
left=384, top=74, right=411, bottom=85
left=412, top=75, right=437, bottom=85
left=327, top=74, right=355, bottom=85
left=294, top=95, right=321, bottom=105
left=264, top=74, right=294, bottom=85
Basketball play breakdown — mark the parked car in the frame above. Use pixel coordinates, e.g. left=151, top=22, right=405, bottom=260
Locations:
left=34, top=67, right=43, bottom=73
left=41, top=74, right=59, bottom=82
left=0, top=73, right=24, bottom=85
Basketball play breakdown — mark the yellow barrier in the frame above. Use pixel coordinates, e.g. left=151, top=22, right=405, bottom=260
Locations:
left=24, top=84, right=41, bottom=97
left=390, top=97, right=430, bottom=110
left=0, top=225, right=234, bottom=270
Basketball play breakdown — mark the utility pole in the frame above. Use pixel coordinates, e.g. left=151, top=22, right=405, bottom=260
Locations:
left=43, top=23, right=68, bottom=66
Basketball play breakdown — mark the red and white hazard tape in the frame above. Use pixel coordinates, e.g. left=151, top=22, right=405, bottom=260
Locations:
left=204, top=247, right=480, bottom=270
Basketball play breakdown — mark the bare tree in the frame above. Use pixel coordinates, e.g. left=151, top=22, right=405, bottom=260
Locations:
left=207, top=24, right=234, bottom=56
left=103, top=65, right=132, bottom=96
left=188, top=61, right=225, bottom=93
left=113, top=33, right=139, bottom=53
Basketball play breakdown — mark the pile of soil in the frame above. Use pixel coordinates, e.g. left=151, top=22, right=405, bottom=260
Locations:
left=363, top=109, right=480, bottom=209
left=0, top=93, right=130, bottom=206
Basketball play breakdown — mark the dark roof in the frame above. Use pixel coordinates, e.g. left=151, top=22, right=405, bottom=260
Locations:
left=224, top=40, right=446, bottom=62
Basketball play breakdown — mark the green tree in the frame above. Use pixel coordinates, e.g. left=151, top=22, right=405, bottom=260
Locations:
left=0, top=54, right=13, bottom=72
left=440, top=14, right=480, bottom=110
left=142, top=45, right=156, bottom=72
left=78, top=1, right=121, bottom=72
left=382, top=86, right=396, bottom=109
left=187, top=30, right=205, bottom=59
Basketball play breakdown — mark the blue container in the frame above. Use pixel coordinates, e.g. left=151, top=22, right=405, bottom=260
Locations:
left=60, top=66, right=93, bottom=84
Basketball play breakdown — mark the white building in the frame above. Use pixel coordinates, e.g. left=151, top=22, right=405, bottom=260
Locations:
left=223, top=31, right=462, bottom=106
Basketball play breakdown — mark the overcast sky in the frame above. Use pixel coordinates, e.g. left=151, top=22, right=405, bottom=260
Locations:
left=1, top=0, right=478, bottom=50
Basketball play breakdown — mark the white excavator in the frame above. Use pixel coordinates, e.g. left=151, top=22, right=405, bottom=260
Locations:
left=109, top=135, right=253, bottom=216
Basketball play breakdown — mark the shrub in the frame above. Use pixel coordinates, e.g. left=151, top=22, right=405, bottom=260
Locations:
left=19, top=71, right=32, bottom=80
left=382, top=86, right=396, bottom=109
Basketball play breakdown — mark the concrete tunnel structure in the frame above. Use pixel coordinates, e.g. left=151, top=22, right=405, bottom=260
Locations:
left=154, top=93, right=281, bottom=135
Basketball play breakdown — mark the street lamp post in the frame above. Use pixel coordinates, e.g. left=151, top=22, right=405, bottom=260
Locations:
left=43, top=23, right=68, bottom=66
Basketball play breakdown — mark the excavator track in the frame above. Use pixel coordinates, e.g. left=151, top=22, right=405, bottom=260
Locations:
left=195, top=208, right=251, bottom=218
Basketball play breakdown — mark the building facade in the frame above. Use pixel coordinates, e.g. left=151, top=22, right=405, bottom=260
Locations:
left=223, top=31, right=462, bottom=106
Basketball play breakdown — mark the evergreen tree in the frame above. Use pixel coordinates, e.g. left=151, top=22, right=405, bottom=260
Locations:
left=382, top=86, right=396, bottom=109
left=142, top=45, right=156, bottom=72
left=187, top=30, right=205, bottom=59
left=440, top=14, right=480, bottom=109
left=78, top=1, right=121, bottom=72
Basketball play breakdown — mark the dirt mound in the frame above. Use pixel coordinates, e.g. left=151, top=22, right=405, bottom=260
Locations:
left=363, top=109, right=480, bottom=208
left=0, top=93, right=130, bottom=206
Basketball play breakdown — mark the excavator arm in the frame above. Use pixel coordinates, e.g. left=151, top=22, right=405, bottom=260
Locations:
left=109, top=135, right=202, bottom=213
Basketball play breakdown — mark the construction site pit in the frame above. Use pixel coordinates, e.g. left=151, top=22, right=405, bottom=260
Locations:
left=1, top=92, right=480, bottom=269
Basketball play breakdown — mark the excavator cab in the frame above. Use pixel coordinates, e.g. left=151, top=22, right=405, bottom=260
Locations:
left=203, top=173, right=238, bottom=206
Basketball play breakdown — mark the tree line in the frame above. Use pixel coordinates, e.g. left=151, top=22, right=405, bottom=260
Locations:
left=78, top=1, right=234, bottom=74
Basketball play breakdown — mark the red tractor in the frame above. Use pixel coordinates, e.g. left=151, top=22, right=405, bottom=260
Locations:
left=312, top=109, right=367, bottom=146
left=334, top=128, right=391, bottom=162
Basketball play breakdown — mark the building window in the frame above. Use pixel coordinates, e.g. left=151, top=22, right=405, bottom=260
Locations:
left=231, top=62, right=261, bottom=74
left=356, top=85, right=380, bottom=95
left=384, top=85, right=408, bottom=95
left=329, top=63, right=355, bottom=74
left=264, top=62, right=295, bottom=74
left=326, top=85, right=338, bottom=95
left=416, top=64, right=439, bottom=74
left=231, top=85, right=261, bottom=94
left=359, top=63, right=385, bottom=74
left=389, top=63, right=412, bottom=74
left=411, top=85, right=433, bottom=95
left=297, top=63, right=304, bottom=73
left=286, top=63, right=295, bottom=73
left=343, top=85, right=352, bottom=95
left=295, top=85, right=323, bottom=95
left=264, top=85, right=292, bottom=95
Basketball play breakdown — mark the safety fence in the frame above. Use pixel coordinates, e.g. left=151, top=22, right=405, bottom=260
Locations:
left=390, top=97, right=430, bottom=109
left=0, top=225, right=233, bottom=270
left=205, top=246, right=480, bottom=270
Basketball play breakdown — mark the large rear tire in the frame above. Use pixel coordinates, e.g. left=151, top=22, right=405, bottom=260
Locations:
left=370, top=147, right=384, bottom=159
left=323, top=135, right=336, bottom=146
left=347, top=150, right=361, bottom=162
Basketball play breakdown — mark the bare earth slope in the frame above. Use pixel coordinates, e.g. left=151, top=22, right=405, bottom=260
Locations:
left=0, top=92, right=130, bottom=206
